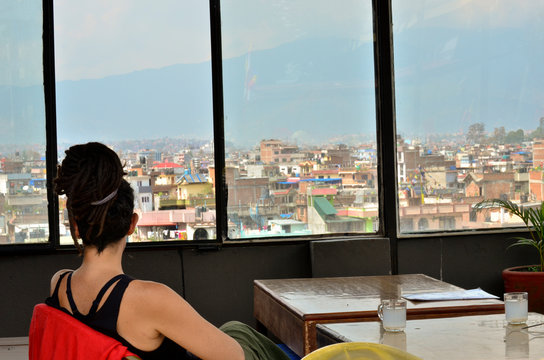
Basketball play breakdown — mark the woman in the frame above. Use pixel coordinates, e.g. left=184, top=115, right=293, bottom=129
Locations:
left=46, top=142, right=289, bottom=360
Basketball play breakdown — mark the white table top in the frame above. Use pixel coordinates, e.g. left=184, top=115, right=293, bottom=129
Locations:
left=317, top=313, right=544, bottom=360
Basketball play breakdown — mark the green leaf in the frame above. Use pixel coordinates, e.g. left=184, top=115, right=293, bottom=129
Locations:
left=475, top=199, right=544, bottom=271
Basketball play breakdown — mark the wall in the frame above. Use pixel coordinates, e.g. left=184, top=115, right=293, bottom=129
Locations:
left=0, top=249, right=185, bottom=337
left=0, top=243, right=311, bottom=337
left=398, top=232, right=538, bottom=296
left=0, top=234, right=534, bottom=337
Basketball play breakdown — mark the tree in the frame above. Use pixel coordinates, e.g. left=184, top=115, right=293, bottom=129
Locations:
left=490, top=126, right=506, bottom=144
left=466, top=122, right=486, bottom=145
left=504, top=129, right=525, bottom=144
left=531, top=117, right=544, bottom=140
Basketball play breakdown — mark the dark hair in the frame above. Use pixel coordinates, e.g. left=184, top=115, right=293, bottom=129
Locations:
left=54, top=142, right=134, bottom=253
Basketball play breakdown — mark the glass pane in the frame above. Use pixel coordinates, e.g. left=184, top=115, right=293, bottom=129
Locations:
left=221, top=0, right=377, bottom=239
left=0, top=1, right=49, bottom=244
left=54, top=1, right=215, bottom=243
left=393, top=1, right=544, bottom=233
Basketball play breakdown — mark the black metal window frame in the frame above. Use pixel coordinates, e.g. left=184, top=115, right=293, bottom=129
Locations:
left=1, top=0, right=399, bottom=255
left=210, top=0, right=400, bottom=247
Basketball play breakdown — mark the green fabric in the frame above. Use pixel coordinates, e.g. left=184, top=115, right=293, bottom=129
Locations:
left=220, top=321, right=291, bottom=360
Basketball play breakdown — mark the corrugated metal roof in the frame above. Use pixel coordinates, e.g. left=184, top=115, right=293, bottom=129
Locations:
left=177, top=173, right=208, bottom=184
left=153, top=162, right=183, bottom=169
left=311, top=188, right=337, bottom=196
left=313, top=197, right=337, bottom=217
left=137, top=209, right=196, bottom=226
left=137, top=212, right=176, bottom=226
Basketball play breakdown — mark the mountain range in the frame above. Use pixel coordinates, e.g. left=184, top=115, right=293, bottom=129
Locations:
left=1, top=27, right=543, bottom=148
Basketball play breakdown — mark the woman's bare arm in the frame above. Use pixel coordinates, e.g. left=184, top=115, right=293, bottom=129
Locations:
left=124, top=280, right=245, bottom=360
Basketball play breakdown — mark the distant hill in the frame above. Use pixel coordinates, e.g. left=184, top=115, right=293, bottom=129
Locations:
left=2, top=29, right=544, bottom=147
left=54, top=37, right=376, bottom=147
left=55, top=61, right=215, bottom=144
left=0, top=85, right=46, bottom=145
left=394, top=27, right=544, bottom=138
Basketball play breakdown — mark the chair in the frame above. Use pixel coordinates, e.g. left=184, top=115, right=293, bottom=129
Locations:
left=301, top=342, right=422, bottom=360
left=29, top=303, right=141, bottom=360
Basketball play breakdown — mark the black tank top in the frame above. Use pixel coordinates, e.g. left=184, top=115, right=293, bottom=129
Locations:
left=46, top=271, right=195, bottom=360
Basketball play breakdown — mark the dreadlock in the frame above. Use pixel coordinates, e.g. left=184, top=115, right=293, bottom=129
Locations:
left=54, top=142, right=134, bottom=253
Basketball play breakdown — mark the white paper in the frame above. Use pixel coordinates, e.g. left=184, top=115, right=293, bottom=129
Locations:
left=402, top=288, right=499, bottom=301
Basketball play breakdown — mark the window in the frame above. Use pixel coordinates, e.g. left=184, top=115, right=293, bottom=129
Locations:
left=2, top=0, right=538, bottom=248
left=53, top=0, right=216, bottom=242
left=0, top=1, right=49, bottom=245
left=393, top=0, right=544, bottom=234
left=220, top=0, right=378, bottom=239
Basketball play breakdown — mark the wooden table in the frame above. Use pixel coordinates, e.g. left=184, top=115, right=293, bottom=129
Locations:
left=254, top=274, right=504, bottom=356
left=316, top=313, right=544, bottom=359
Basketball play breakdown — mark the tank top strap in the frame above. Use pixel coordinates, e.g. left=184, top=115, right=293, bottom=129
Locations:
left=46, top=271, right=72, bottom=308
left=97, top=274, right=133, bottom=316
left=52, top=271, right=72, bottom=298
left=88, top=274, right=127, bottom=316
left=65, top=272, right=81, bottom=315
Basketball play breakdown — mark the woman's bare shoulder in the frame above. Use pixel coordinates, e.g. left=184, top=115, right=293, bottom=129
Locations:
left=127, top=279, right=184, bottom=302
left=123, top=280, right=190, bottom=321
left=49, top=269, right=74, bottom=295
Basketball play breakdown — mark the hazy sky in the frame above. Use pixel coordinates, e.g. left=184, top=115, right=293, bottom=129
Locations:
left=3, top=0, right=544, bottom=146
left=1, top=0, right=43, bottom=87
left=53, top=0, right=211, bottom=81
left=393, top=0, right=544, bottom=31
left=3, top=0, right=543, bottom=86
left=53, top=0, right=374, bottom=81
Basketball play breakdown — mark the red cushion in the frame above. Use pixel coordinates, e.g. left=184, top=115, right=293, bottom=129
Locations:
left=29, top=303, right=140, bottom=360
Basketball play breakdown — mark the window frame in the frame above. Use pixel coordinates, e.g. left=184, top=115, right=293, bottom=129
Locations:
left=1, top=0, right=58, bottom=253
left=1, top=0, right=530, bottom=266
left=44, top=0, right=59, bottom=249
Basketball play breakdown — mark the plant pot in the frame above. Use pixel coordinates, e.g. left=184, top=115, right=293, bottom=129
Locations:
left=503, top=265, right=544, bottom=314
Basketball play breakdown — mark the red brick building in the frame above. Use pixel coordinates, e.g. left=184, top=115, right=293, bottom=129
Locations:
left=463, top=172, right=515, bottom=199
left=260, top=139, right=299, bottom=164
left=533, top=139, right=544, bottom=168
left=530, top=169, right=544, bottom=201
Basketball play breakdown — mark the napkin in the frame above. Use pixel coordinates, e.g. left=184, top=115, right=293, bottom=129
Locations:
left=402, top=288, right=499, bottom=301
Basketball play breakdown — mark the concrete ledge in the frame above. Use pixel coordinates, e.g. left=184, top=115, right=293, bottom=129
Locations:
left=0, top=337, right=28, bottom=346
left=0, top=337, right=28, bottom=360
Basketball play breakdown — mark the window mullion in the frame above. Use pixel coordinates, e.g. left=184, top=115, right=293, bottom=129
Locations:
left=209, top=0, right=227, bottom=243
left=372, top=0, right=398, bottom=272
left=44, top=0, right=59, bottom=248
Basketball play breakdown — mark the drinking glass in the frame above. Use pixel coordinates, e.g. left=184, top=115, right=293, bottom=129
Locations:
left=378, top=299, right=407, bottom=332
left=504, top=292, right=528, bottom=325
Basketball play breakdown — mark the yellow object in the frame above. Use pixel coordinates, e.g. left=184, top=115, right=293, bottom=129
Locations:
left=302, top=342, right=422, bottom=360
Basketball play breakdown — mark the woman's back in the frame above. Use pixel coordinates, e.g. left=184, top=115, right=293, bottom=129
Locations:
left=46, top=142, right=284, bottom=360
left=47, top=267, right=193, bottom=359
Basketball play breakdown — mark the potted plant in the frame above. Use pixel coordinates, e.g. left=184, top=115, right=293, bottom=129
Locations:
left=474, top=199, right=544, bottom=313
